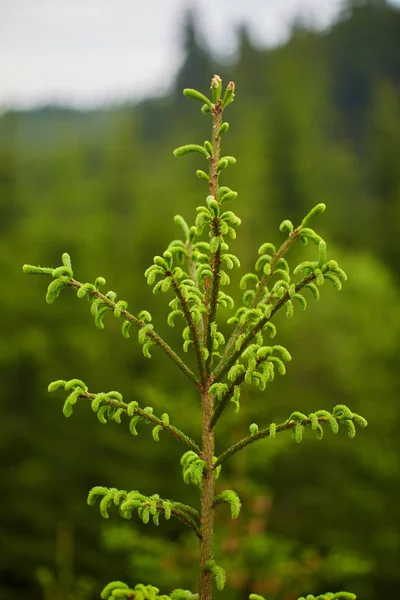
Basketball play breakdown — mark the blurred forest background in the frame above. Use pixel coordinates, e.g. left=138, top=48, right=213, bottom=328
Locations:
left=1, top=1, right=400, bottom=599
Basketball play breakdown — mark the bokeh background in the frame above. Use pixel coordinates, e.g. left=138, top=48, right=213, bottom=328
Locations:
left=1, top=1, right=400, bottom=599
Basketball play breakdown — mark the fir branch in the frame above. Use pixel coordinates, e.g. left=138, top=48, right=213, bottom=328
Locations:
left=170, top=275, right=205, bottom=384
left=23, top=261, right=200, bottom=389
left=101, top=582, right=197, bottom=600
left=70, top=278, right=200, bottom=387
left=213, top=273, right=315, bottom=382
left=88, top=486, right=202, bottom=539
left=210, top=366, right=246, bottom=429
left=48, top=380, right=202, bottom=456
left=209, top=350, right=285, bottom=429
left=214, top=405, right=367, bottom=467
left=252, top=204, right=324, bottom=308
left=222, top=204, right=325, bottom=372
left=222, top=228, right=300, bottom=361
left=255, top=229, right=300, bottom=301
left=187, top=239, right=201, bottom=290
left=169, top=506, right=202, bottom=540
left=174, top=215, right=201, bottom=292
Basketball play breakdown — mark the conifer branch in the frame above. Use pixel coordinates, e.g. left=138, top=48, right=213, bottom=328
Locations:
left=69, top=278, right=200, bottom=388
left=170, top=507, right=202, bottom=539
left=210, top=376, right=244, bottom=430
left=220, top=203, right=327, bottom=379
left=22, top=262, right=200, bottom=389
left=213, top=273, right=315, bottom=382
left=100, top=581, right=198, bottom=600
left=88, top=486, right=202, bottom=539
left=255, top=228, right=302, bottom=303
left=222, top=224, right=303, bottom=361
left=254, top=204, right=325, bottom=311
left=210, top=355, right=269, bottom=429
left=170, top=275, right=205, bottom=384
left=48, top=379, right=202, bottom=456
left=214, top=405, right=367, bottom=467
left=184, top=234, right=202, bottom=293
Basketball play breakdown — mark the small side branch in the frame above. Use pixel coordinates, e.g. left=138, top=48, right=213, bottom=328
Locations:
left=251, top=228, right=301, bottom=307
left=213, top=273, right=315, bottom=382
left=170, top=505, right=203, bottom=539
left=215, top=407, right=367, bottom=467
left=69, top=279, right=201, bottom=389
left=170, top=276, right=205, bottom=385
left=210, top=353, right=271, bottom=429
left=88, top=486, right=202, bottom=539
left=215, top=421, right=298, bottom=467
left=221, top=215, right=314, bottom=364
left=62, top=386, right=202, bottom=456
left=210, top=372, right=245, bottom=430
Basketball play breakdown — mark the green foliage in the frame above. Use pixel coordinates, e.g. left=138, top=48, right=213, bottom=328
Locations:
left=215, top=404, right=367, bottom=467
left=213, top=490, right=241, bottom=519
left=205, top=561, right=226, bottom=591
left=87, top=487, right=201, bottom=538
left=180, top=452, right=221, bottom=487
left=21, top=74, right=368, bottom=600
left=100, top=581, right=196, bottom=600
left=47, top=379, right=201, bottom=454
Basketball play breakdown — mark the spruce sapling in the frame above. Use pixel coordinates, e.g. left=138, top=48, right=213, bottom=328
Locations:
left=23, top=75, right=366, bottom=600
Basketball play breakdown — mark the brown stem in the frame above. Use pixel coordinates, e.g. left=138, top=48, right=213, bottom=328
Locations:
left=199, top=99, right=225, bottom=600
left=199, top=386, right=215, bottom=600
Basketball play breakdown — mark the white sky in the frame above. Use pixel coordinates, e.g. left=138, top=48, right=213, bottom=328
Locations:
left=0, top=0, right=399, bottom=109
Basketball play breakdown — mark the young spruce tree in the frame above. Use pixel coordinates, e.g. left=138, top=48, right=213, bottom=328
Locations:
left=23, top=76, right=367, bottom=600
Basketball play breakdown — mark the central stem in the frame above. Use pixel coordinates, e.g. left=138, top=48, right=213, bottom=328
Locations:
left=200, top=83, right=224, bottom=600
left=199, top=386, right=215, bottom=600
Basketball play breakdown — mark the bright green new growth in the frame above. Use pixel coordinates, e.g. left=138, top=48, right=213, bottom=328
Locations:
left=23, top=75, right=366, bottom=600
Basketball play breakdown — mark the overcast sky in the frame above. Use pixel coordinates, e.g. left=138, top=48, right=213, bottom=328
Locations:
left=1, top=0, right=399, bottom=109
